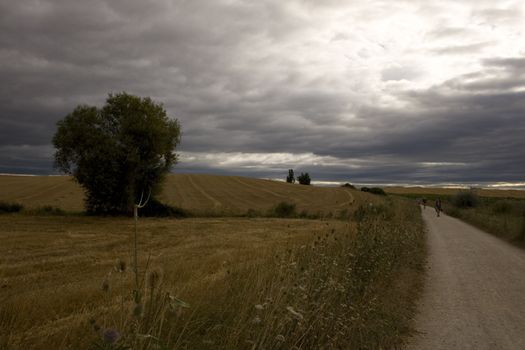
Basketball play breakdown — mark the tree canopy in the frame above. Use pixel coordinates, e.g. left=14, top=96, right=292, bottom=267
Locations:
left=286, top=169, right=295, bottom=183
left=297, top=172, right=311, bottom=185
left=53, top=92, right=181, bottom=214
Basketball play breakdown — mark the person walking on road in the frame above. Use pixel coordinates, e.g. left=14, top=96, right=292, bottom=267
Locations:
left=435, top=198, right=442, bottom=217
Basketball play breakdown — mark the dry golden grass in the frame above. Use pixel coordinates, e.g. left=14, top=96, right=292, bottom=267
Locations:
left=0, top=174, right=367, bottom=215
left=0, top=175, right=425, bottom=349
left=385, top=186, right=525, bottom=198
left=0, top=215, right=346, bottom=349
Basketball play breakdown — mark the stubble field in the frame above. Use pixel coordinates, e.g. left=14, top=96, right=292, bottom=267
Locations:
left=0, top=175, right=425, bottom=349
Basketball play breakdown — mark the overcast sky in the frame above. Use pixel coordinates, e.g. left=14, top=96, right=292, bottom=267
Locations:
left=1, top=0, right=524, bottom=187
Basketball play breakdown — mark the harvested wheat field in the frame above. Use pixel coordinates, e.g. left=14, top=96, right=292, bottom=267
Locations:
left=0, top=175, right=425, bottom=349
left=0, top=215, right=344, bottom=349
left=0, top=174, right=365, bottom=216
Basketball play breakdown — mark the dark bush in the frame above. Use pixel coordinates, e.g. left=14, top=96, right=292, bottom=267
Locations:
left=0, top=201, right=23, bottom=214
left=272, top=201, right=297, bottom=218
left=140, top=197, right=189, bottom=218
left=361, top=187, right=386, bottom=195
left=492, top=200, right=512, bottom=214
left=38, top=206, right=65, bottom=215
left=341, top=183, right=356, bottom=189
left=453, top=191, right=478, bottom=208
left=369, top=188, right=386, bottom=195
left=244, top=208, right=262, bottom=218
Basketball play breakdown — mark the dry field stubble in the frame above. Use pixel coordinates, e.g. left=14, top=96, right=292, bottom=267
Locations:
left=0, top=175, right=424, bottom=349
left=0, top=174, right=364, bottom=216
left=0, top=215, right=343, bottom=349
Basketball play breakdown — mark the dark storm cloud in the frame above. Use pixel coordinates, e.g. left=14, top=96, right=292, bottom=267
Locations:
left=0, top=0, right=524, bottom=186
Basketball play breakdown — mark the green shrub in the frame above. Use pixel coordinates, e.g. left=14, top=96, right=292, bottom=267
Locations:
left=341, top=183, right=356, bottom=189
left=39, top=206, right=65, bottom=215
left=370, top=187, right=386, bottom=195
left=0, top=201, right=23, bottom=214
left=361, top=187, right=386, bottom=195
left=453, top=191, right=478, bottom=208
left=271, top=201, right=297, bottom=218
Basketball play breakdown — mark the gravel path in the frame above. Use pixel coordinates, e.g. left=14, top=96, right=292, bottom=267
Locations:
left=407, top=207, right=525, bottom=349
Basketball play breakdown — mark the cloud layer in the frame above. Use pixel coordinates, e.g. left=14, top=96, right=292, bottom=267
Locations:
left=1, top=0, right=524, bottom=186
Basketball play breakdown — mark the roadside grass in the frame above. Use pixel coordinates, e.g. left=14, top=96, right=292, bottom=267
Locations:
left=87, top=197, right=425, bottom=349
left=392, top=191, right=525, bottom=247
left=443, top=196, right=525, bottom=245
left=0, top=196, right=424, bottom=349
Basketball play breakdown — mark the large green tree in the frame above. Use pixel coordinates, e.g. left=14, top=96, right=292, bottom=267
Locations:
left=53, top=92, right=181, bottom=214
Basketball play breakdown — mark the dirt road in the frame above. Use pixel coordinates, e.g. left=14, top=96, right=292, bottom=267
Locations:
left=407, top=208, right=525, bottom=349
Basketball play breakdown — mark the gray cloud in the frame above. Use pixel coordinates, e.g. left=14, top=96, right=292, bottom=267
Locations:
left=0, top=0, right=524, bottom=186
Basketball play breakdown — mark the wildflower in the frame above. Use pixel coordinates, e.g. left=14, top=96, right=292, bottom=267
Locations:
left=103, top=329, right=120, bottom=344
left=254, top=304, right=264, bottom=310
left=251, top=316, right=262, bottom=324
left=275, top=334, right=285, bottom=342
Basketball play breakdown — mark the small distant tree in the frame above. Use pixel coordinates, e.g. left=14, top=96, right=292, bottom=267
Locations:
left=286, top=169, right=295, bottom=183
left=53, top=92, right=181, bottom=215
left=297, top=172, right=311, bottom=185
left=341, top=183, right=355, bottom=189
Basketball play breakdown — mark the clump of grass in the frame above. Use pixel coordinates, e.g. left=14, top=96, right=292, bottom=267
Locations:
left=270, top=201, right=297, bottom=218
left=167, top=197, right=425, bottom=349
left=244, top=208, right=262, bottom=218
left=453, top=190, right=478, bottom=208
left=443, top=196, right=525, bottom=246
left=519, top=213, right=525, bottom=242
left=89, top=196, right=424, bottom=349
left=37, top=205, right=66, bottom=215
left=336, top=208, right=351, bottom=220
left=0, top=201, right=23, bottom=214
left=353, top=202, right=392, bottom=221
left=361, top=187, right=387, bottom=195
left=492, top=200, right=513, bottom=214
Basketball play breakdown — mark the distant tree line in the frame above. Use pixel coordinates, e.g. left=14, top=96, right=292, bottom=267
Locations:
left=286, top=169, right=311, bottom=185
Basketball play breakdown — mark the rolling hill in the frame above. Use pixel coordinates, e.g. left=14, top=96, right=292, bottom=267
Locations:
left=0, top=174, right=368, bottom=215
